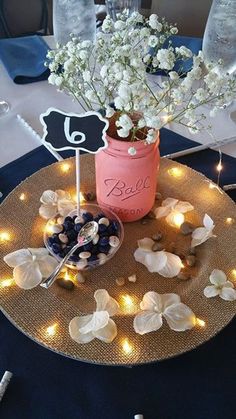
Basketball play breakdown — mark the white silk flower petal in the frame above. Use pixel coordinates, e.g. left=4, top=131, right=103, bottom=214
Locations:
left=209, top=269, right=227, bottom=286
left=69, top=315, right=94, bottom=343
left=145, top=251, right=167, bottom=273
left=57, top=199, right=75, bottom=217
left=140, top=291, right=162, bottom=311
left=28, top=248, right=49, bottom=258
left=93, top=318, right=117, bottom=343
left=162, top=198, right=179, bottom=208
left=13, top=261, right=42, bottom=289
left=37, top=255, right=58, bottom=277
left=138, top=237, right=155, bottom=251
left=79, top=311, right=109, bottom=334
left=39, top=204, right=57, bottom=220
left=160, top=293, right=181, bottom=311
left=154, top=206, right=171, bottom=219
left=94, top=289, right=119, bottom=316
left=40, top=190, right=58, bottom=204
left=219, top=287, right=236, bottom=301
left=55, top=190, right=71, bottom=200
left=133, top=311, right=163, bottom=335
left=203, top=214, right=214, bottom=230
left=157, top=252, right=182, bottom=278
left=174, top=201, right=194, bottom=213
left=203, top=285, right=220, bottom=298
left=164, top=302, right=195, bottom=331
left=134, top=248, right=152, bottom=269
left=4, top=249, right=32, bottom=268
left=192, top=227, right=208, bottom=240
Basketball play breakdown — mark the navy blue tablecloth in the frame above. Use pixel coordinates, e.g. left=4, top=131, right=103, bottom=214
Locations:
left=0, top=128, right=235, bottom=419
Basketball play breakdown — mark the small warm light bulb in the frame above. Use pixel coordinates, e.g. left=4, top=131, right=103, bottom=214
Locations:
left=0, top=231, right=11, bottom=243
left=172, top=212, right=185, bottom=228
left=73, top=192, right=86, bottom=204
left=0, top=278, right=14, bottom=288
left=195, top=318, right=206, bottom=328
left=231, top=269, right=236, bottom=279
left=168, top=167, right=182, bottom=178
left=46, top=323, right=57, bottom=337
left=44, top=220, right=55, bottom=235
left=180, top=262, right=185, bottom=269
left=162, top=114, right=172, bottom=124
left=64, top=270, right=71, bottom=281
left=208, top=182, right=223, bottom=194
left=122, top=295, right=134, bottom=308
left=19, top=193, right=26, bottom=201
left=61, top=162, right=70, bottom=173
left=122, top=338, right=133, bottom=355
left=226, top=217, right=234, bottom=225
left=216, top=162, right=223, bottom=172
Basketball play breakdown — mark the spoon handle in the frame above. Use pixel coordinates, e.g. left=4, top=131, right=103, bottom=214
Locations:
left=40, top=242, right=82, bottom=289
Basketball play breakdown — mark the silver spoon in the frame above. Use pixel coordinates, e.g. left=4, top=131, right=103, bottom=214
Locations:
left=40, top=221, right=98, bottom=289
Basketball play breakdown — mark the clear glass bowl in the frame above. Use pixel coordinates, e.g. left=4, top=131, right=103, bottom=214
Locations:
left=44, top=203, right=124, bottom=271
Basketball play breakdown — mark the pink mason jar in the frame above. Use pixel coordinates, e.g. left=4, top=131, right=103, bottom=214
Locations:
left=95, top=133, right=160, bottom=222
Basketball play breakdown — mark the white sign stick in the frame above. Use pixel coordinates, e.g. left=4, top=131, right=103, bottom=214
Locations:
left=76, top=149, right=80, bottom=216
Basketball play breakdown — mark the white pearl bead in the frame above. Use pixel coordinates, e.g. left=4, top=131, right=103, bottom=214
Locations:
left=109, top=236, right=120, bottom=247
left=97, top=253, right=107, bottom=265
left=75, top=215, right=84, bottom=224
left=79, top=251, right=91, bottom=259
left=76, top=259, right=87, bottom=269
left=51, top=224, right=63, bottom=234
left=92, top=234, right=99, bottom=245
left=98, top=217, right=110, bottom=226
left=58, top=233, right=68, bottom=244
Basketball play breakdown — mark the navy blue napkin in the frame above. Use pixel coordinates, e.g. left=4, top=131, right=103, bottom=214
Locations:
left=0, top=35, right=50, bottom=84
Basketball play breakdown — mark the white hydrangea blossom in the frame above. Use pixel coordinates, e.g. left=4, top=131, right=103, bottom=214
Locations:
left=46, top=11, right=236, bottom=147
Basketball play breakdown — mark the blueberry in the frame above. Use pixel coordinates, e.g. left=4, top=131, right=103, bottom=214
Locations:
left=70, top=241, right=77, bottom=248
left=64, top=216, right=73, bottom=223
left=83, top=242, right=93, bottom=251
left=51, top=243, right=61, bottom=254
left=94, top=213, right=105, bottom=222
left=48, top=237, right=55, bottom=246
left=74, top=223, right=83, bottom=233
left=111, top=220, right=119, bottom=231
left=69, top=255, right=80, bottom=262
left=67, top=229, right=77, bottom=241
left=49, top=234, right=60, bottom=244
left=88, top=254, right=97, bottom=262
left=58, top=252, right=65, bottom=258
left=90, top=244, right=99, bottom=255
left=63, top=220, right=74, bottom=231
left=82, top=212, right=94, bottom=223
left=99, top=236, right=109, bottom=246
left=98, top=224, right=107, bottom=233
left=98, top=244, right=110, bottom=254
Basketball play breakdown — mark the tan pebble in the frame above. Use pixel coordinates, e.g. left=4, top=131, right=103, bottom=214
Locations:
left=76, top=272, right=86, bottom=283
left=152, top=242, right=164, bottom=252
left=128, top=274, right=137, bottom=283
left=188, top=247, right=196, bottom=255
left=155, top=192, right=162, bottom=200
left=59, top=233, right=68, bottom=244
left=180, top=222, right=194, bottom=235
left=177, top=272, right=191, bottom=281
left=151, top=232, right=162, bottom=241
left=116, top=277, right=125, bottom=286
left=186, top=255, right=196, bottom=267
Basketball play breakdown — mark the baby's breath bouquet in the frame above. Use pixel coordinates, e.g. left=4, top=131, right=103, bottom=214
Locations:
left=47, top=12, right=236, bottom=155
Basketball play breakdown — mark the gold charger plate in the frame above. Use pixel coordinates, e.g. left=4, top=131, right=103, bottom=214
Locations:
left=0, top=156, right=236, bottom=365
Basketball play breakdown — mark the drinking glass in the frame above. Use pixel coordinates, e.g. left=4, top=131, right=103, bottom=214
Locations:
left=105, top=0, right=139, bottom=20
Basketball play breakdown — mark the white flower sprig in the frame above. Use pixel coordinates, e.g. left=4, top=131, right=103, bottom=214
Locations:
left=191, top=214, right=216, bottom=248
left=134, top=238, right=182, bottom=278
left=204, top=269, right=236, bottom=301
left=134, top=291, right=196, bottom=334
left=39, top=190, right=75, bottom=220
left=69, top=289, right=120, bottom=344
left=46, top=11, right=236, bottom=152
left=4, top=248, right=58, bottom=289
left=154, top=197, right=194, bottom=225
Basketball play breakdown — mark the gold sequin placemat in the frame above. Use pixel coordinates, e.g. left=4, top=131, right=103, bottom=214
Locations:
left=0, top=156, right=235, bottom=365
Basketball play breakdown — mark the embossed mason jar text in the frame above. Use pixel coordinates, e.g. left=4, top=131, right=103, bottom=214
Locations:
left=104, top=176, right=151, bottom=201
